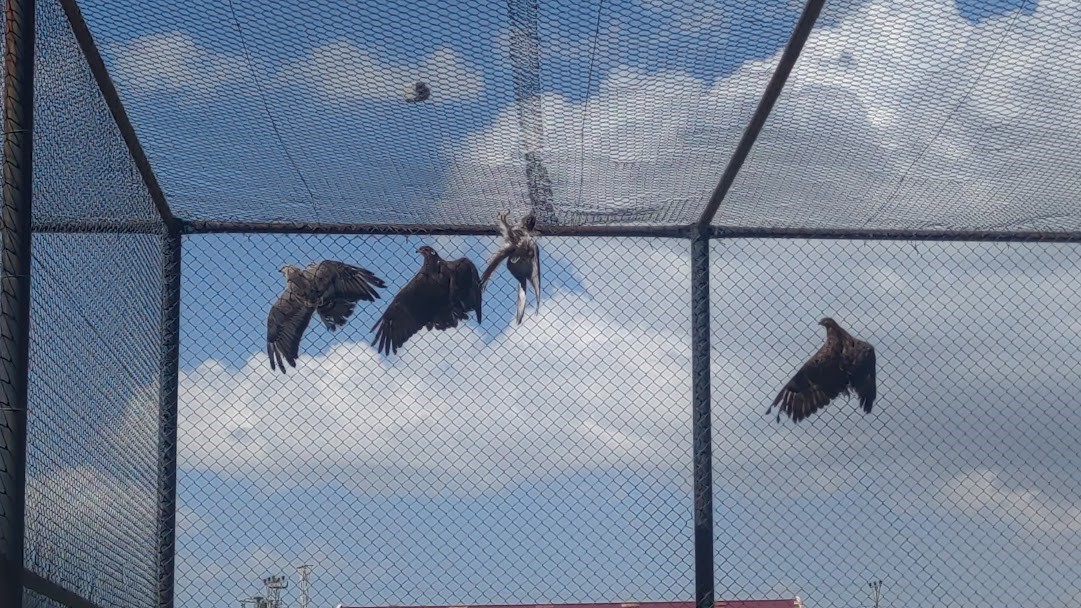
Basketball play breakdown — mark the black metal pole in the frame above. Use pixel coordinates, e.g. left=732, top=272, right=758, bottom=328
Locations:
left=156, top=224, right=182, bottom=608
left=690, top=226, right=713, bottom=608
left=697, top=0, right=825, bottom=228
left=0, top=0, right=35, bottom=603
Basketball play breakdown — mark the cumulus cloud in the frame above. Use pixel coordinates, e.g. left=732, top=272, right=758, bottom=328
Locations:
left=107, top=31, right=249, bottom=97
left=277, top=42, right=484, bottom=104
left=178, top=238, right=694, bottom=497
left=940, top=469, right=1081, bottom=536
left=444, top=0, right=1081, bottom=230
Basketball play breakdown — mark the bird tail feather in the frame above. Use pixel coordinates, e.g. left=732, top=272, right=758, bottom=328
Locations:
left=515, top=281, right=526, bottom=324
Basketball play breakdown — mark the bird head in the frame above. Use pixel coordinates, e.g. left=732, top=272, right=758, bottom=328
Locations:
left=818, top=317, right=839, bottom=329
left=417, top=245, right=438, bottom=259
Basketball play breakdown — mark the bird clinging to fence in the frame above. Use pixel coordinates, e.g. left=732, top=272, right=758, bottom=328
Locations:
left=480, top=210, right=541, bottom=324
left=371, top=245, right=483, bottom=355
left=266, top=260, right=387, bottom=373
left=767, top=317, right=877, bottom=423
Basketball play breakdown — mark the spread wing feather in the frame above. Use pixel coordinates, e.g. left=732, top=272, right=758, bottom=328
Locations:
left=843, top=339, right=877, bottom=413
left=447, top=257, right=483, bottom=324
left=266, top=282, right=315, bottom=373
left=371, top=273, right=447, bottom=355
left=770, top=347, right=848, bottom=423
left=480, top=246, right=512, bottom=290
left=308, top=260, right=385, bottom=303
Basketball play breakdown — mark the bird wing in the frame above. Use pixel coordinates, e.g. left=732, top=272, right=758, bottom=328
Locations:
left=370, top=271, right=446, bottom=355
left=479, top=245, right=513, bottom=291
left=771, top=345, right=848, bottom=422
left=266, top=282, right=315, bottom=373
left=530, top=242, right=541, bottom=313
left=315, top=300, right=356, bottom=332
left=447, top=257, right=483, bottom=324
left=309, top=260, right=386, bottom=303
left=843, top=338, right=877, bottom=413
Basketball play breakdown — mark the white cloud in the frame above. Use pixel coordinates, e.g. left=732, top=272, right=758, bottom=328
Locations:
left=939, top=469, right=1081, bottom=536
left=277, top=42, right=484, bottom=103
left=108, top=31, right=249, bottom=97
left=178, top=239, right=697, bottom=496
left=445, top=0, right=1081, bottom=229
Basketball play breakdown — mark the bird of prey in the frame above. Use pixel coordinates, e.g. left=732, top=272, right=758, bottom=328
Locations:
left=479, top=210, right=541, bottom=324
left=371, top=245, right=483, bottom=355
left=767, top=317, right=877, bottom=423
left=404, top=81, right=431, bottom=102
left=266, top=260, right=387, bottom=373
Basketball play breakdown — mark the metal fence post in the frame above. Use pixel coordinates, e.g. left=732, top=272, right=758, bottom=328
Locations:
left=157, top=223, right=182, bottom=608
left=690, top=226, right=713, bottom=608
left=0, top=0, right=36, bottom=604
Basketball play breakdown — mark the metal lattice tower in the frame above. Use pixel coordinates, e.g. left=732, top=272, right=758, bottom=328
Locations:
left=296, top=564, right=313, bottom=608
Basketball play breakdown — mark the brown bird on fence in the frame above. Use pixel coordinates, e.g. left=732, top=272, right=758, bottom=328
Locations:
left=371, top=245, right=483, bottom=355
left=480, top=210, right=541, bottom=324
left=267, top=260, right=386, bottom=373
left=767, top=317, right=877, bottom=423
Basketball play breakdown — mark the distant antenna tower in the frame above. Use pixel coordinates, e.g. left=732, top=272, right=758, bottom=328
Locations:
left=296, top=564, right=313, bottom=608
left=263, top=575, right=289, bottom=608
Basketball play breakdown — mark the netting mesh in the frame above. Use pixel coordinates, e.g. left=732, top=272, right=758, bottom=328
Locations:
left=16, top=0, right=165, bottom=604
left=175, top=233, right=1081, bottom=608
left=30, top=0, right=159, bottom=225
left=716, top=0, right=1081, bottom=231
left=67, top=0, right=1081, bottom=232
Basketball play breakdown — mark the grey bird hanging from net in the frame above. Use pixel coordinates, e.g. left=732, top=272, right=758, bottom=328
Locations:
left=404, top=81, right=431, bottom=102
left=371, top=245, right=483, bottom=355
left=267, top=260, right=387, bottom=373
left=767, top=317, right=877, bottom=423
left=479, top=210, right=541, bottom=324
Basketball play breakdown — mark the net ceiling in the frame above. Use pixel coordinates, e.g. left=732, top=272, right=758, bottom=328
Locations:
left=63, top=0, right=1081, bottom=231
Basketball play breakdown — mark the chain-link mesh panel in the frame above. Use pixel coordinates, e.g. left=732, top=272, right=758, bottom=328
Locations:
left=25, top=231, right=162, bottom=608
left=177, top=234, right=692, bottom=608
left=711, top=238, right=1081, bottom=607
left=716, top=0, right=1081, bottom=232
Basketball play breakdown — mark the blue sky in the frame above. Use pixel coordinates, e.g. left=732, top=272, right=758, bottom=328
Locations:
left=21, top=0, right=1081, bottom=607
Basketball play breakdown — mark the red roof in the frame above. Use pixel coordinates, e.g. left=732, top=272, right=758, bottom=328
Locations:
left=339, top=601, right=802, bottom=608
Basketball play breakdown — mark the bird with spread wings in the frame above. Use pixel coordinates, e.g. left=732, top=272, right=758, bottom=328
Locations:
left=767, top=317, right=877, bottom=423
left=479, top=210, right=541, bottom=324
left=266, top=260, right=386, bottom=373
left=371, top=245, right=483, bottom=355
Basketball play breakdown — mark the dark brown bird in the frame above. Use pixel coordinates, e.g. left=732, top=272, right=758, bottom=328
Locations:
left=767, top=317, right=877, bottom=423
left=404, top=81, right=431, bottom=102
left=480, top=210, right=541, bottom=324
left=371, top=245, right=483, bottom=355
left=267, top=260, right=386, bottom=373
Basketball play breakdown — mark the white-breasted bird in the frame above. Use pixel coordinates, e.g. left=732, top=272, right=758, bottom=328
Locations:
left=480, top=210, right=541, bottom=324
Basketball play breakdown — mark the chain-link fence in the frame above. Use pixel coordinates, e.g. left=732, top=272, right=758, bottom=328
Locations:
left=171, top=233, right=1081, bottom=608
left=4, top=0, right=167, bottom=604
left=5, top=0, right=1081, bottom=607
